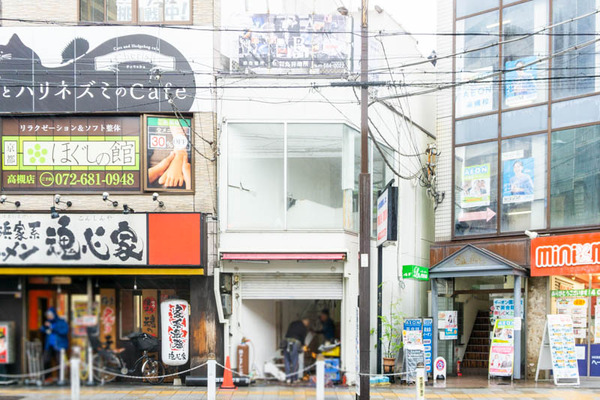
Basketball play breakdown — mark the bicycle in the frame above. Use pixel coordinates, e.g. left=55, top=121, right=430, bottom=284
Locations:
left=86, top=326, right=165, bottom=384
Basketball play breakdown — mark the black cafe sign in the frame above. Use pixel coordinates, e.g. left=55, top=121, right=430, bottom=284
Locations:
left=0, top=27, right=211, bottom=113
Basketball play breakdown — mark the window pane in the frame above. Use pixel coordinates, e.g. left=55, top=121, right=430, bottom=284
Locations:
left=456, top=0, right=498, bottom=19
left=165, top=0, right=190, bottom=21
left=501, top=134, right=547, bottom=232
left=455, top=142, right=498, bottom=236
left=552, top=95, right=600, bottom=129
left=80, top=0, right=105, bottom=22
left=456, top=11, right=499, bottom=118
left=287, top=124, right=343, bottom=229
left=502, top=0, right=548, bottom=108
left=139, top=0, right=163, bottom=22
left=455, top=114, right=498, bottom=144
left=107, top=0, right=133, bottom=21
left=502, top=105, right=547, bottom=136
left=551, top=125, right=600, bottom=228
left=227, top=123, right=284, bottom=229
left=372, top=142, right=394, bottom=236
left=552, top=0, right=598, bottom=99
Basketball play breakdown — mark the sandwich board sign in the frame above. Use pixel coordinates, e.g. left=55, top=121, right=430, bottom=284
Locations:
left=535, top=314, right=580, bottom=386
left=488, top=319, right=514, bottom=378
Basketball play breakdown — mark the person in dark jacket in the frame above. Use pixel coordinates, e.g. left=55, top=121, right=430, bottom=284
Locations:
left=317, top=309, right=336, bottom=343
left=41, top=307, right=69, bottom=376
left=283, top=318, right=310, bottom=383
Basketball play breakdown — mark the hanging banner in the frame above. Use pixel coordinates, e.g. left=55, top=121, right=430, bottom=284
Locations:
left=423, top=318, right=433, bottom=373
left=547, top=314, right=579, bottom=381
left=142, top=289, right=159, bottom=337
left=489, top=319, right=514, bottom=377
left=504, top=57, right=539, bottom=107
left=100, top=289, right=117, bottom=349
left=502, top=157, right=535, bottom=204
left=460, top=164, right=491, bottom=208
left=1, top=116, right=141, bottom=192
left=0, top=27, right=212, bottom=113
left=161, top=299, right=190, bottom=366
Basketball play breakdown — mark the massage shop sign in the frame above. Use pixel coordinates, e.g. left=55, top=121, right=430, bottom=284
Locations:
left=0, top=213, right=147, bottom=265
left=0, top=27, right=211, bottom=113
left=531, top=232, right=600, bottom=276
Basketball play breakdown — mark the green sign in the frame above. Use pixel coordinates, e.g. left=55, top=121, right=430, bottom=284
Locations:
left=551, top=289, right=600, bottom=298
left=402, top=265, right=429, bottom=281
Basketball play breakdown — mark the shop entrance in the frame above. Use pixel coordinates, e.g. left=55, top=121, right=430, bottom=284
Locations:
left=430, top=245, right=528, bottom=379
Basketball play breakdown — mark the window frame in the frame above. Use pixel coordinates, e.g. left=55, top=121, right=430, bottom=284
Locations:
left=78, top=0, right=193, bottom=24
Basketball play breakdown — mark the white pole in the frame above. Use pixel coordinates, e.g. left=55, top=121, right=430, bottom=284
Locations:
left=86, top=345, right=94, bottom=386
left=58, top=348, right=67, bottom=385
left=316, top=355, right=325, bottom=400
left=71, top=347, right=81, bottom=400
left=416, top=363, right=425, bottom=400
left=207, top=358, right=216, bottom=400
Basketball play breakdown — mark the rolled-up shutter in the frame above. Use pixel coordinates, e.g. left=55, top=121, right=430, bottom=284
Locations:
left=241, top=273, right=343, bottom=300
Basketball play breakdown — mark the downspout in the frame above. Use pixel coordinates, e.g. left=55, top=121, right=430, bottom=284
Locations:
left=214, top=267, right=230, bottom=361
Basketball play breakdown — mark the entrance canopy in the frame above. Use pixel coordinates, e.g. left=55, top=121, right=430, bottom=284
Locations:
left=429, top=244, right=528, bottom=279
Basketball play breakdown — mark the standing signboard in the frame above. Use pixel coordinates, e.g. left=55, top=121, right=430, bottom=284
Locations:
left=489, top=319, right=514, bottom=377
left=376, top=185, right=398, bottom=247
left=536, top=314, right=579, bottom=385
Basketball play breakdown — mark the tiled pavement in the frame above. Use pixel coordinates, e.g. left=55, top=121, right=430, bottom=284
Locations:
left=1, top=380, right=600, bottom=400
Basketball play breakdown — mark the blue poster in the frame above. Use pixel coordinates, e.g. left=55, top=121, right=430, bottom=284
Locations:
left=590, top=344, right=600, bottom=377
left=404, top=318, right=422, bottom=332
left=505, top=57, right=538, bottom=107
left=502, top=157, right=535, bottom=204
left=423, top=318, right=433, bottom=373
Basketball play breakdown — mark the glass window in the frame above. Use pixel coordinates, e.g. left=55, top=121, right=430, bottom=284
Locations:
left=552, top=0, right=598, bottom=99
left=455, top=142, right=498, bottom=236
left=501, top=134, right=547, bottom=232
left=455, top=114, right=498, bottom=144
left=502, top=0, right=548, bottom=108
left=286, top=124, right=344, bottom=229
left=227, top=123, right=285, bottom=229
left=552, top=95, right=600, bottom=129
left=456, top=0, right=498, bottom=19
left=455, top=11, right=499, bottom=118
left=551, top=125, right=600, bottom=228
left=502, top=105, right=548, bottom=136
left=80, top=0, right=106, bottom=22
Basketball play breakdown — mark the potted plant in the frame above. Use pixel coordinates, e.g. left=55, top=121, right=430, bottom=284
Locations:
left=372, top=302, right=404, bottom=371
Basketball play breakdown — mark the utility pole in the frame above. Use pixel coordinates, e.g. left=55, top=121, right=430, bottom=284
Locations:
left=358, top=0, right=370, bottom=399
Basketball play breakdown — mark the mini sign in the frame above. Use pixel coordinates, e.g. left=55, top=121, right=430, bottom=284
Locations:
left=531, top=232, right=600, bottom=276
left=402, top=265, right=429, bottom=281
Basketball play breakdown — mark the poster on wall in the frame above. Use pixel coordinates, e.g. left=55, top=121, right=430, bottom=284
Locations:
left=461, top=164, right=491, bottom=208
left=504, top=57, right=539, bottom=107
left=144, top=116, right=193, bottom=192
left=142, top=289, right=158, bottom=337
left=0, top=213, right=146, bottom=265
left=0, top=27, right=212, bottom=113
left=548, top=314, right=579, bottom=381
left=100, top=289, right=117, bottom=350
left=490, top=298, right=524, bottom=326
left=489, top=319, right=514, bottom=377
left=502, top=158, right=534, bottom=204
left=233, top=14, right=351, bottom=73
left=1, top=116, right=141, bottom=192
left=438, top=311, right=457, bottom=340
left=456, top=67, right=494, bottom=117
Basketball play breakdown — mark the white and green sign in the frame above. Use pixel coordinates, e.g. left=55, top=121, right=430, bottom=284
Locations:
left=402, top=265, right=429, bottom=281
left=551, top=289, right=600, bottom=298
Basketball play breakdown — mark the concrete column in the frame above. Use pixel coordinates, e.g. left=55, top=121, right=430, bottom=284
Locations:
left=514, top=275, right=522, bottom=380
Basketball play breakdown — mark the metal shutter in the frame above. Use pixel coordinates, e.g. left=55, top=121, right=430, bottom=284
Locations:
left=241, top=273, right=343, bottom=300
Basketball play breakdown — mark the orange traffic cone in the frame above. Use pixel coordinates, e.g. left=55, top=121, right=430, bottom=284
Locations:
left=220, top=355, right=237, bottom=390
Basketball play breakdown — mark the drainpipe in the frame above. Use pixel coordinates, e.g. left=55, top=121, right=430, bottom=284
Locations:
left=214, top=267, right=230, bottom=361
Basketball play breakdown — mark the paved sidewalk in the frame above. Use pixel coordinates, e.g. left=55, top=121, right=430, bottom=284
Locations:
left=1, top=380, right=600, bottom=400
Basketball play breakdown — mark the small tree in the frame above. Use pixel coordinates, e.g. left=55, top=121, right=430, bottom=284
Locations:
left=372, top=300, right=405, bottom=359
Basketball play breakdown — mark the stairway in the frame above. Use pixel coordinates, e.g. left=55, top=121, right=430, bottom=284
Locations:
left=461, top=311, right=491, bottom=375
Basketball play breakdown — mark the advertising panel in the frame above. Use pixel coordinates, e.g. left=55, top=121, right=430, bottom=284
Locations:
left=0, top=322, right=15, bottom=364
left=144, top=116, right=193, bottom=192
left=437, top=311, right=457, bottom=340
left=531, top=232, right=600, bottom=276
left=456, top=67, right=494, bottom=117
left=504, top=57, right=539, bottom=107
left=502, top=157, right=534, bottom=204
left=547, top=314, right=579, bottom=381
left=0, top=27, right=212, bottom=113
left=461, top=164, right=491, bottom=208
left=1, top=116, right=141, bottom=192
left=423, top=318, right=433, bottom=373
left=489, top=319, right=514, bottom=377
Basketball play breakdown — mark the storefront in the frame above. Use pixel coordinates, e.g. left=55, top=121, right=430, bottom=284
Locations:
left=531, top=232, right=600, bottom=377
left=0, top=212, right=208, bottom=376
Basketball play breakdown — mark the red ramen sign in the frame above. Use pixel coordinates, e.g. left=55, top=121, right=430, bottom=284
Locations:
left=531, top=232, right=600, bottom=276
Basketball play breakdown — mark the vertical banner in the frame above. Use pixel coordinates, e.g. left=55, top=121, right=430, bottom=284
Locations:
left=547, top=314, right=579, bottom=382
left=142, top=289, right=158, bottom=337
left=99, top=289, right=117, bottom=349
left=423, top=318, right=433, bottom=373
left=161, top=299, right=190, bottom=366
left=489, top=319, right=515, bottom=377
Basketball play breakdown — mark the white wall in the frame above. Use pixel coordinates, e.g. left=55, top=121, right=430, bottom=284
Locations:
left=237, top=300, right=277, bottom=374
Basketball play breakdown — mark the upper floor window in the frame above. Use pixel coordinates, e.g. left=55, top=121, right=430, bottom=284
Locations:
left=80, top=0, right=191, bottom=23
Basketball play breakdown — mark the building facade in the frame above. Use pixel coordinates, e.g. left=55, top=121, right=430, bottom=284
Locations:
left=434, top=0, right=600, bottom=379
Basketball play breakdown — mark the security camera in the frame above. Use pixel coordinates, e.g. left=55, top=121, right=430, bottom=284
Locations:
left=102, top=192, right=110, bottom=201
left=152, top=192, right=159, bottom=201
left=524, top=230, right=539, bottom=239
left=54, top=194, right=61, bottom=204
left=0, top=195, right=6, bottom=204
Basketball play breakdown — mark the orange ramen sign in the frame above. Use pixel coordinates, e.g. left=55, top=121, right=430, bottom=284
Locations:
left=531, top=232, right=600, bottom=276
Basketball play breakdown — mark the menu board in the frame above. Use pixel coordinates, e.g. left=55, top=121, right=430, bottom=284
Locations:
left=547, top=314, right=579, bottom=381
left=489, top=319, right=514, bottom=377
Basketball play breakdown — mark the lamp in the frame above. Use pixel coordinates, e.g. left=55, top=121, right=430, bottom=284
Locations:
left=337, top=6, right=349, bottom=16
left=0, top=195, right=21, bottom=208
left=152, top=192, right=165, bottom=209
left=123, top=204, right=134, bottom=214
left=102, top=192, right=119, bottom=208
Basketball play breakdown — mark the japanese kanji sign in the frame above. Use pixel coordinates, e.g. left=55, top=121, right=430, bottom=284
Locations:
left=161, top=299, right=189, bottom=366
left=1, top=116, right=141, bottom=192
left=0, top=213, right=147, bottom=265
left=142, top=289, right=158, bottom=337
left=0, top=27, right=212, bottom=113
